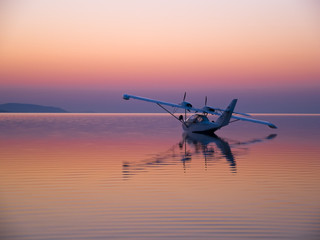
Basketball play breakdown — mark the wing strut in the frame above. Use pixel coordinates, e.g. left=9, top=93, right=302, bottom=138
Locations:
left=156, top=103, right=188, bottom=128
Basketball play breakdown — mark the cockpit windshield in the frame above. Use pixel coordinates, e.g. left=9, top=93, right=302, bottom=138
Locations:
left=186, top=114, right=209, bottom=123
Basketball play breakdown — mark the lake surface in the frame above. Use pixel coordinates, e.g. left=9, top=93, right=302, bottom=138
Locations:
left=0, top=113, right=319, bottom=240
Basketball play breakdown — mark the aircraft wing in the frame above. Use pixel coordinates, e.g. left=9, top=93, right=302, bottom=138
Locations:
left=230, top=115, right=277, bottom=128
left=123, top=94, right=190, bottom=110
left=123, top=94, right=250, bottom=115
left=123, top=94, right=221, bottom=113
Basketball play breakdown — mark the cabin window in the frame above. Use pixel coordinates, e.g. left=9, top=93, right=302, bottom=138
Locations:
left=197, top=116, right=203, bottom=122
left=186, top=115, right=209, bottom=123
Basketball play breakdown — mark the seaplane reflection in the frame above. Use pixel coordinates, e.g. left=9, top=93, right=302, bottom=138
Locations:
left=180, top=132, right=236, bottom=172
left=122, top=133, right=277, bottom=179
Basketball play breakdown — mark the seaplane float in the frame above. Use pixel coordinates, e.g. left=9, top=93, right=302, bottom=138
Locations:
left=123, top=93, right=277, bottom=134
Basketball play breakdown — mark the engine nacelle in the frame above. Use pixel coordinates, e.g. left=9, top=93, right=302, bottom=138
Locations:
left=202, top=106, right=215, bottom=113
left=180, top=101, right=193, bottom=108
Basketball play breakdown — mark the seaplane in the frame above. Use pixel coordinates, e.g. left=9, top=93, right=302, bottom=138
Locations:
left=123, top=93, right=277, bottom=134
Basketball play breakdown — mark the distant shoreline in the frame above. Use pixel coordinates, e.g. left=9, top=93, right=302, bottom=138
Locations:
left=0, top=103, right=68, bottom=113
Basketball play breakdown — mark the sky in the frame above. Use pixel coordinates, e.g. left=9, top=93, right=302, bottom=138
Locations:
left=0, top=0, right=319, bottom=113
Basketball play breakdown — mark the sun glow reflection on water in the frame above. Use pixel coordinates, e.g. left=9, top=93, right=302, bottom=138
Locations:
left=0, top=114, right=320, bottom=240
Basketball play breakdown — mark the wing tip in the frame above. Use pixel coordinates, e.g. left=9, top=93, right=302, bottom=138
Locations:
left=123, top=94, right=130, bottom=100
left=268, top=124, right=277, bottom=129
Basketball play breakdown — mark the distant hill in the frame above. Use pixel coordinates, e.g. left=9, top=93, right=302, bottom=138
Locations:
left=0, top=103, right=68, bottom=113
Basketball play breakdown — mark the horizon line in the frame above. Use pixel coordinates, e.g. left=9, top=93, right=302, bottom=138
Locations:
left=1, top=113, right=320, bottom=116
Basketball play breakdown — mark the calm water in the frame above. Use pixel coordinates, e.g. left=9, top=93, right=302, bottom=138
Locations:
left=0, top=113, right=320, bottom=240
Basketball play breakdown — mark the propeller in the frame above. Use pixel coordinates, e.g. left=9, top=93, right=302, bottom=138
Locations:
left=180, top=92, right=193, bottom=121
left=202, top=96, right=216, bottom=114
left=180, top=92, right=192, bottom=109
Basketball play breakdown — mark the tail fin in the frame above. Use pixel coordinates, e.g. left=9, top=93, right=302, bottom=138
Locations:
left=215, top=99, right=237, bottom=128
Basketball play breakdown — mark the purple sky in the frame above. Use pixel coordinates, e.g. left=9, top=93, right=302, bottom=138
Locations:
left=1, top=85, right=319, bottom=113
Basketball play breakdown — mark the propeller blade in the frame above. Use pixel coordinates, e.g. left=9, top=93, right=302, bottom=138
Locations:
left=183, top=92, right=186, bottom=101
left=205, top=96, right=207, bottom=106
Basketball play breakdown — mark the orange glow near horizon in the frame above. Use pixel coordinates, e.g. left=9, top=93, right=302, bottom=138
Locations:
left=0, top=0, right=320, bottom=90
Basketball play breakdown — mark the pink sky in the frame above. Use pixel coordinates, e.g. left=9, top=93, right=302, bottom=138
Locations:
left=0, top=0, right=319, bottom=112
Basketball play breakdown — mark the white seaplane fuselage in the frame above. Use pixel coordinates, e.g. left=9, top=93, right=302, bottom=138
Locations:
left=182, top=114, right=219, bottom=133
left=182, top=99, right=237, bottom=133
